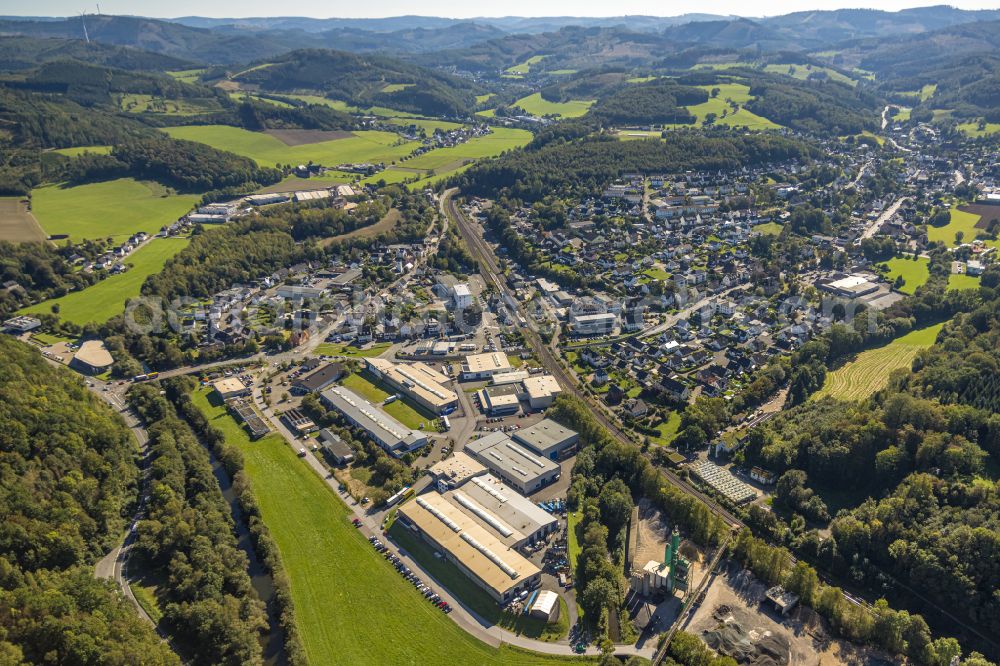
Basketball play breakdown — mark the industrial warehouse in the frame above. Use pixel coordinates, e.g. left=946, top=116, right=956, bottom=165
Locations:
left=475, top=373, right=563, bottom=416
left=396, top=487, right=544, bottom=603
left=365, top=358, right=458, bottom=414
left=320, top=385, right=428, bottom=457
left=464, top=431, right=561, bottom=495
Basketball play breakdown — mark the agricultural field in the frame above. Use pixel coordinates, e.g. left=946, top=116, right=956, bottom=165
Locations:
left=678, top=84, right=781, bottom=130
left=881, top=256, right=929, bottom=294
left=513, top=93, right=593, bottom=118
left=505, top=55, right=548, bottom=75
left=891, top=107, right=911, bottom=123
left=190, top=389, right=587, bottom=665
left=340, top=372, right=442, bottom=432
left=815, top=323, right=944, bottom=402
left=257, top=174, right=355, bottom=194
left=390, top=118, right=465, bottom=133
left=162, top=125, right=417, bottom=168
left=229, top=91, right=295, bottom=108
left=31, top=178, right=199, bottom=241
left=947, top=273, right=981, bottom=291
left=50, top=145, right=112, bottom=157
left=166, top=68, right=206, bottom=83
left=20, top=237, right=190, bottom=325
left=926, top=208, right=987, bottom=248
left=275, top=93, right=424, bottom=118
left=616, top=130, right=662, bottom=141
left=381, top=83, right=414, bottom=93
left=399, top=128, right=532, bottom=172
left=0, top=197, right=46, bottom=242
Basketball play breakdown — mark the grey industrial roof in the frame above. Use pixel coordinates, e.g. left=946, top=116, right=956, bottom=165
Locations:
left=321, top=386, right=424, bottom=451
left=465, top=432, right=559, bottom=485
left=513, top=419, right=578, bottom=453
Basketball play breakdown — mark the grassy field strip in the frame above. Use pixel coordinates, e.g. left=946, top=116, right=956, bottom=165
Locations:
left=0, top=197, right=46, bottom=242
left=513, top=93, right=593, bottom=119
left=506, top=55, right=548, bottom=75
left=32, top=178, right=199, bottom=241
left=401, top=128, right=532, bottom=172
left=163, top=125, right=417, bottom=167
left=190, top=389, right=588, bottom=665
left=815, top=323, right=944, bottom=402
left=673, top=83, right=780, bottom=131
left=947, top=273, right=981, bottom=291
left=49, top=145, right=112, bottom=157
left=20, top=237, right=190, bottom=325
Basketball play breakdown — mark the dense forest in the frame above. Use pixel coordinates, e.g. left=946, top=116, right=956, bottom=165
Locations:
left=0, top=336, right=177, bottom=664
left=129, top=384, right=268, bottom=665
left=0, top=239, right=115, bottom=317
left=588, top=79, right=706, bottom=125
left=455, top=133, right=814, bottom=202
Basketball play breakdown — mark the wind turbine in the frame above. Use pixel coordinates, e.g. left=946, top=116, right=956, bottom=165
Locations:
left=80, top=12, right=90, bottom=43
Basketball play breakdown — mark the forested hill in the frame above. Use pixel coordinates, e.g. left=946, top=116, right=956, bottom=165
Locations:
left=455, top=133, right=814, bottom=201
left=231, top=49, right=481, bottom=117
left=0, top=336, right=176, bottom=663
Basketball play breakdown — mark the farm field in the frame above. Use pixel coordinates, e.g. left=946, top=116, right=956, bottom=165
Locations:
left=513, top=93, right=593, bottom=118
left=0, top=197, right=46, bottom=242
left=166, top=68, right=206, bottom=83
left=763, top=63, right=856, bottom=86
left=340, top=371, right=441, bottom=431
left=119, top=93, right=222, bottom=115
left=400, top=128, right=532, bottom=172
left=815, top=322, right=944, bottom=402
left=50, top=145, right=112, bottom=157
left=275, top=93, right=424, bottom=118
left=947, top=273, right=981, bottom=291
left=190, top=389, right=586, bottom=666
left=257, top=174, right=355, bottom=193
left=31, top=178, right=199, bottom=241
left=21, top=237, right=190, bottom=325
left=882, top=256, right=929, bottom=294
left=927, top=208, right=988, bottom=248
left=390, top=118, right=465, bottom=133
left=162, top=125, right=417, bottom=168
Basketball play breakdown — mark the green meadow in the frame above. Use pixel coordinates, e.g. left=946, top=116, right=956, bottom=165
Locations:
left=506, top=55, right=547, bottom=75
left=162, top=125, right=417, bottom=167
left=513, top=93, right=593, bottom=118
left=50, top=145, right=112, bottom=157
left=882, top=257, right=929, bottom=294
left=21, top=237, right=190, bottom=325
left=32, top=178, right=198, bottom=241
left=682, top=84, right=781, bottom=130
left=927, top=208, right=988, bottom=248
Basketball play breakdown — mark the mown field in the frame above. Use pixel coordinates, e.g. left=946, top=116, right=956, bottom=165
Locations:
left=119, top=93, right=222, bottom=115
left=399, top=128, right=532, bottom=172
left=957, top=121, right=1000, bottom=138
left=815, top=323, right=944, bottom=402
left=21, top=237, right=190, bottom=325
left=513, top=93, right=593, bottom=118
left=882, top=256, right=929, bottom=294
left=506, top=55, right=548, bottom=75
left=676, top=83, right=781, bottom=130
left=762, top=63, right=857, bottom=86
left=49, top=145, right=112, bottom=157
left=190, top=389, right=589, bottom=666
left=926, top=208, right=987, bottom=248
left=162, top=125, right=417, bottom=168
left=947, top=273, right=981, bottom=291
left=31, top=178, right=198, bottom=241
left=0, top=197, right=46, bottom=242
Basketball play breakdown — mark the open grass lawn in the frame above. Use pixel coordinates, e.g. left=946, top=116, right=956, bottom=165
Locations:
left=191, top=388, right=586, bottom=665
left=567, top=511, right=582, bottom=573
left=881, top=256, right=929, bottom=294
left=815, top=322, right=944, bottom=402
left=0, top=197, right=46, bottom=242
left=947, top=273, right=981, bottom=291
left=506, top=55, right=548, bottom=74
left=162, top=125, right=416, bottom=168
left=50, top=145, right=112, bottom=157
left=391, top=118, right=465, bottom=133
left=274, top=93, right=424, bottom=119
left=388, top=524, right=568, bottom=642
left=476, top=93, right=496, bottom=104
left=119, top=93, right=222, bottom=115
left=957, top=121, right=1000, bottom=138
left=680, top=84, right=781, bottom=130
left=21, top=237, right=190, bottom=325
left=31, top=178, right=199, bottom=241
left=927, top=208, right=987, bottom=248
left=649, top=412, right=681, bottom=447
left=752, top=222, right=783, bottom=236
left=166, top=68, right=206, bottom=84
left=340, top=372, right=442, bottom=432
left=893, top=107, right=911, bottom=123
left=513, top=93, right=593, bottom=119
left=390, top=128, right=532, bottom=185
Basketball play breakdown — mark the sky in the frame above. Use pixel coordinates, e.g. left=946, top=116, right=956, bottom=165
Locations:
left=3, top=0, right=998, bottom=18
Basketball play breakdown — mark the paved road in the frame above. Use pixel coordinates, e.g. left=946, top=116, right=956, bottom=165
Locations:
left=860, top=196, right=909, bottom=241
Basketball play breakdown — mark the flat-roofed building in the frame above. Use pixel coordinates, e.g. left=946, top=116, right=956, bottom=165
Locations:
left=212, top=377, right=250, bottom=400
left=461, top=352, right=513, bottom=380
left=396, top=492, right=542, bottom=603
left=366, top=358, right=458, bottom=414
left=570, top=312, right=617, bottom=337
left=513, top=419, right=579, bottom=460
left=464, top=432, right=560, bottom=495
left=522, top=375, right=562, bottom=409
left=429, top=452, right=488, bottom=491
left=477, top=383, right=521, bottom=416
left=70, top=340, right=115, bottom=374
left=2, top=315, right=41, bottom=333
left=456, top=474, right=558, bottom=544
left=819, top=274, right=880, bottom=298
left=320, top=386, right=427, bottom=457
left=453, top=283, right=473, bottom=309
left=292, top=362, right=344, bottom=395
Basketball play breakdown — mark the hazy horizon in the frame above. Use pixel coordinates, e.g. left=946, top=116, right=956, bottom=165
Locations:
left=4, top=1, right=999, bottom=20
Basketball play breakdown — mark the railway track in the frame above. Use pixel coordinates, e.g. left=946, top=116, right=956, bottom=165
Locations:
left=443, top=190, right=745, bottom=530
